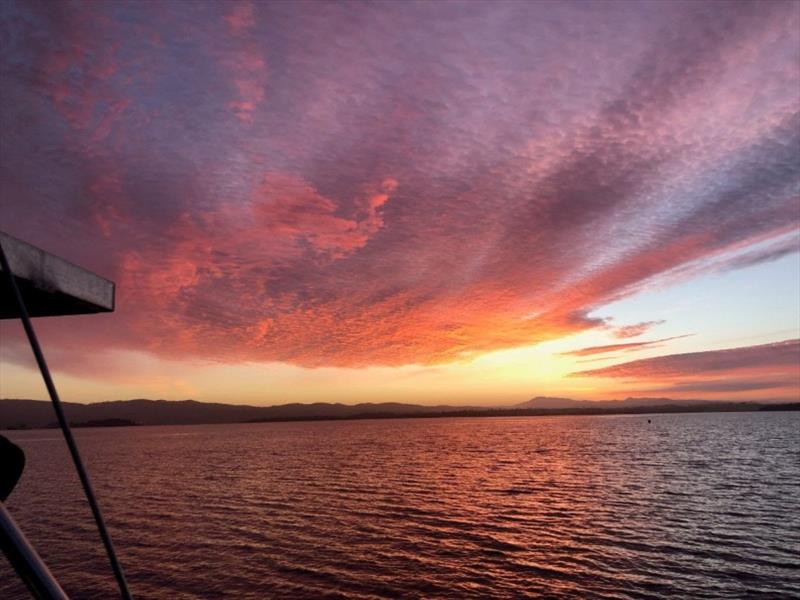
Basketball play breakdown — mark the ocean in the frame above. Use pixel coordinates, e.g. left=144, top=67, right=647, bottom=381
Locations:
left=1, top=412, right=798, bottom=598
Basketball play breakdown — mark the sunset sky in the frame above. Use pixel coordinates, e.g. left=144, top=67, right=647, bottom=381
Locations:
left=1, top=0, right=798, bottom=406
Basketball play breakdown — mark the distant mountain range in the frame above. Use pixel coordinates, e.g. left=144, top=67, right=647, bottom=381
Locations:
left=0, top=399, right=476, bottom=429
left=1, top=396, right=797, bottom=429
left=512, top=396, right=717, bottom=409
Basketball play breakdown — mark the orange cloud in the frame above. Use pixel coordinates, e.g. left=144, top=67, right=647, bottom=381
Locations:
left=1, top=0, right=798, bottom=379
left=112, top=173, right=400, bottom=362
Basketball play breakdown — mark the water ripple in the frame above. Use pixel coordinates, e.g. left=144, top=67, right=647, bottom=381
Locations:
left=1, top=412, right=799, bottom=598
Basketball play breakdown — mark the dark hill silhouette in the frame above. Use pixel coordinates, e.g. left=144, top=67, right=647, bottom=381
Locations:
left=1, top=397, right=796, bottom=429
left=0, top=398, right=477, bottom=429
left=514, top=396, right=715, bottom=410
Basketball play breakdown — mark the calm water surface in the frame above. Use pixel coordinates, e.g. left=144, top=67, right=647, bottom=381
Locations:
left=1, top=412, right=799, bottom=598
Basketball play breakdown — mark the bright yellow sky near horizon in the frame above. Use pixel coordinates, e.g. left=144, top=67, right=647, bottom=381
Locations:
left=1, top=1, right=799, bottom=407
left=3, top=251, right=798, bottom=406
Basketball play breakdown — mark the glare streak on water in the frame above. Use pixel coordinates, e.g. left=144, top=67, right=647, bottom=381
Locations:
left=1, top=412, right=799, bottom=598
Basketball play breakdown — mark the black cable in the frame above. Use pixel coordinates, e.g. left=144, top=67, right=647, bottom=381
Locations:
left=0, top=240, right=133, bottom=600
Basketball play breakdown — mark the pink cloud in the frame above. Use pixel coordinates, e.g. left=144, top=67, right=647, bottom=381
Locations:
left=572, top=339, right=800, bottom=380
left=562, top=335, right=690, bottom=358
left=0, top=1, right=798, bottom=375
left=224, top=2, right=256, bottom=34
left=571, top=340, right=800, bottom=401
left=611, top=320, right=666, bottom=339
left=224, top=2, right=266, bottom=123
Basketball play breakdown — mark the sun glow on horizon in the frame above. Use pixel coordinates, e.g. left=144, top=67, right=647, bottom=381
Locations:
left=2, top=249, right=798, bottom=406
left=1, top=0, right=799, bottom=406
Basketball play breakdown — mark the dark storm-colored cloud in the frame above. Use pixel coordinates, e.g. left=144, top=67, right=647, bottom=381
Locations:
left=1, top=0, right=798, bottom=370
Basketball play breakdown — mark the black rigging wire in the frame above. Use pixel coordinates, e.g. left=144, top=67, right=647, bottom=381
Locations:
left=0, top=240, right=133, bottom=600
